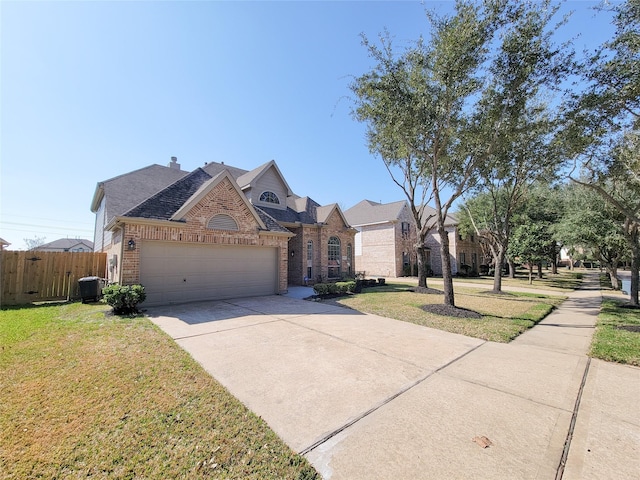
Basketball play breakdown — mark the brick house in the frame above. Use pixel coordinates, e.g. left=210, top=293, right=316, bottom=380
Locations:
left=344, top=199, right=484, bottom=277
left=90, top=157, right=355, bottom=306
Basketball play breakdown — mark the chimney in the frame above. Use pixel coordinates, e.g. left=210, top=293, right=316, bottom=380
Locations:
left=169, top=156, right=181, bottom=170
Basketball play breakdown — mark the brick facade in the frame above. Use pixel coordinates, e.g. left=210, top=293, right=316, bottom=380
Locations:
left=113, top=177, right=290, bottom=293
left=353, top=204, right=417, bottom=277
left=288, top=209, right=356, bottom=285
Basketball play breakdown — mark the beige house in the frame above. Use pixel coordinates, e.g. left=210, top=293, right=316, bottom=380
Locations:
left=344, top=199, right=484, bottom=277
left=91, top=157, right=355, bottom=306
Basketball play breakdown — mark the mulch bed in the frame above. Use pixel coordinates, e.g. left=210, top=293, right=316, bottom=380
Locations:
left=410, top=286, right=444, bottom=295
left=421, top=304, right=483, bottom=319
left=616, top=325, right=640, bottom=333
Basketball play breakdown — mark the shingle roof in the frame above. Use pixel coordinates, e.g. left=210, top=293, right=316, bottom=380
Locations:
left=124, top=168, right=213, bottom=220
left=258, top=206, right=312, bottom=225
left=344, top=199, right=407, bottom=226
left=345, top=199, right=457, bottom=227
left=202, top=161, right=248, bottom=180
left=253, top=207, right=293, bottom=234
left=35, top=238, right=94, bottom=250
left=236, top=161, right=270, bottom=188
left=99, top=159, right=347, bottom=233
left=95, top=164, right=188, bottom=221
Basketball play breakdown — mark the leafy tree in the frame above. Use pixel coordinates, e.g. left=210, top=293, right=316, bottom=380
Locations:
left=564, top=0, right=640, bottom=305
left=458, top=0, right=571, bottom=292
left=509, top=222, right=550, bottom=285
left=351, top=0, right=571, bottom=306
left=555, top=183, right=628, bottom=289
left=519, top=184, right=566, bottom=277
left=350, top=0, right=497, bottom=305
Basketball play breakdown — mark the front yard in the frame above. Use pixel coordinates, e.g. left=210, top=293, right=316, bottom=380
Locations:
left=0, top=303, right=318, bottom=479
left=2, top=270, right=636, bottom=477
left=328, top=282, right=566, bottom=342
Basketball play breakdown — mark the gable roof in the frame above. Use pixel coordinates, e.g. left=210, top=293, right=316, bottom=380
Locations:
left=91, top=164, right=188, bottom=220
left=96, top=159, right=348, bottom=233
left=125, top=168, right=213, bottom=220
left=420, top=205, right=458, bottom=227
left=236, top=160, right=294, bottom=196
left=345, top=199, right=457, bottom=228
left=34, top=238, right=94, bottom=251
left=119, top=168, right=293, bottom=235
left=344, top=199, right=408, bottom=226
left=316, top=203, right=350, bottom=225
left=170, top=169, right=268, bottom=231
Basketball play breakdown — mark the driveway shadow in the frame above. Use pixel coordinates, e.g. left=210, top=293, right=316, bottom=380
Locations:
left=145, top=294, right=362, bottom=325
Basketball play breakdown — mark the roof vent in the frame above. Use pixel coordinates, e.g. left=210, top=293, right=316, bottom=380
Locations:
left=169, top=156, right=181, bottom=170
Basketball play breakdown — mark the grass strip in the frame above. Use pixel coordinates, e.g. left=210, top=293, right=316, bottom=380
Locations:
left=0, top=302, right=318, bottom=479
left=590, top=299, right=640, bottom=366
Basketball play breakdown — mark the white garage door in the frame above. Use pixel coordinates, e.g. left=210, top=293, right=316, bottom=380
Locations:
left=140, top=242, right=278, bottom=306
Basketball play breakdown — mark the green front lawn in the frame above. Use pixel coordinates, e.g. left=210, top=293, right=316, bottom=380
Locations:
left=431, top=269, right=586, bottom=292
left=330, top=283, right=565, bottom=343
left=0, top=303, right=318, bottom=479
left=590, top=300, right=640, bottom=366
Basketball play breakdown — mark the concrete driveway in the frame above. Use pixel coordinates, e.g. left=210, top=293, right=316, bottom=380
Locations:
left=147, top=296, right=484, bottom=457
left=146, top=280, right=640, bottom=479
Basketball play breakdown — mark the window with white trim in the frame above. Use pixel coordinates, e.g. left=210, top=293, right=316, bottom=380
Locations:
left=328, top=236, right=341, bottom=278
left=306, top=240, right=313, bottom=280
left=259, top=191, right=280, bottom=204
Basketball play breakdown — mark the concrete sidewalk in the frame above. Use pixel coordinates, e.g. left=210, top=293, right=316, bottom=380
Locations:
left=147, top=272, right=639, bottom=479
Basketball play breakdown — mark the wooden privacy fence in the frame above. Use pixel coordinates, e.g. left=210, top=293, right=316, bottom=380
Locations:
left=1, top=251, right=107, bottom=306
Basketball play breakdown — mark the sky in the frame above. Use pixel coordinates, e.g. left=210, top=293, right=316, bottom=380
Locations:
left=0, top=0, right=618, bottom=250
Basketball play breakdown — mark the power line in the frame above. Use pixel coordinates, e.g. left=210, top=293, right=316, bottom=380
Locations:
left=0, top=212, right=94, bottom=225
left=0, top=213, right=94, bottom=227
left=0, top=221, right=93, bottom=232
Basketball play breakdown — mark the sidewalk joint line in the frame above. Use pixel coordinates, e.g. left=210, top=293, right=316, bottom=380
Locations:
left=555, top=356, right=592, bottom=480
left=299, top=340, right=487, bottom=456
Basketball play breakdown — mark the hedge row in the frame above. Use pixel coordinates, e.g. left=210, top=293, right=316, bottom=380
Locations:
left=313, top=281, right=357, bottom=296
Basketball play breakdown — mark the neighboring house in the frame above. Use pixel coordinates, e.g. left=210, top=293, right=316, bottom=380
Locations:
left=90, top=157, right=355, bottom=306
left=344, top=199, right=484, bottom=277
left=0, top=238, right=10, bottom=250
left=33, top=238, right=94, bottom=252
left=344, top=200, right=416, bottom=278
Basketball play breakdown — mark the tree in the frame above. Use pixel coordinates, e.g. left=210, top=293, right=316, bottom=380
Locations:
left=564, top=0, right=640, bottom=305
left=458, top=0, right=572, bottom=292
left=509, top=222, right=550, bottom=285
left=24, top=236, right=46, bottom=250
left=556, top=182, right=628, bottom=290
left=351, top=0, right=571, bottom=306
left=519, top=184, right=566, bottom=277
left=350, top=0, right=496, bottom=306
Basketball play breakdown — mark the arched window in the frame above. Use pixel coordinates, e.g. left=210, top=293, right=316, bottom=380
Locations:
left=328, top=236, right=341, bottom=278
left=259, top=191, right=280, bottom=204
left=207, top=214, right=238, bottom=231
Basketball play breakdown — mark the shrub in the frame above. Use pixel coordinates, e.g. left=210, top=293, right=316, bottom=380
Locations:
left=313, top=283, right=329, bottom=296
left=102, top=284, right=146, bottom=315
left=313, top=281, right=356, bottom=296
left=336, top=281, right=356, bottom=294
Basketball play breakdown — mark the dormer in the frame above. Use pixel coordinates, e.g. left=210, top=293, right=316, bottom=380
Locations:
left=236, top=160, right=293, bottom=211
